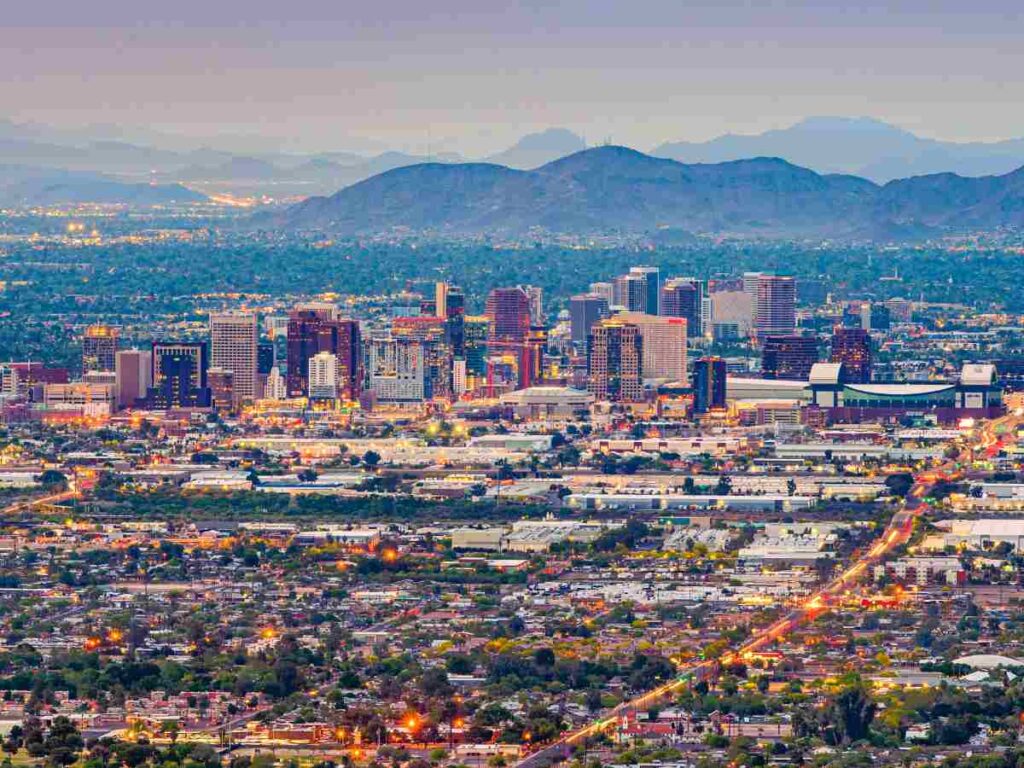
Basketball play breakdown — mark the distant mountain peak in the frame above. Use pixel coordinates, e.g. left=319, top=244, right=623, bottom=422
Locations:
left=791, top=115, right=912, bottom=134
left=508, top=127, right=586, bottom=152
left=483, top=128, right=587, bottom=170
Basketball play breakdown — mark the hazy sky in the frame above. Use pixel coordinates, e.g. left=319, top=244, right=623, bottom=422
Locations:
left=3, top=0, right=1023, bottom=154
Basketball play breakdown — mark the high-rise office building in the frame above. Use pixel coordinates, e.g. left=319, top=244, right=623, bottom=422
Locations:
left=485, top=287, right=532, bottom=343
left=569, top=294, right=610, bottom=352
left=613, top=273, right=648, bottom=313
left=439, top=283, right=466, bottom=356
left=82, top=325, right=119, bottom=373
left=210, top=312, right=258, bottom=406
left=463, top=316, right=491, bottom=378
left=485, top=287, right=534, bottom=391
left=452, top=358, right=467, bottom=397
left=661, top=278, right=708, bottom=338
left=761, top=335, right=817, bottom=381
left=147, top=342, right=211, bottom=408
left=286, top=309, right=328, bottom=396
left=616, top=313, right=688, bottom=382
left=831, top=328, right=872, bottom=384
left=435, top=282, right=450, bottom=319
left=264, top=368, right=287, bottom=400
left=693, top=357, right=727, bottom=414
left=523, top=285, right=544, bottom=327
left=587, top=319, right=644, bottom=402
left=308, top=350, right=339, bottom=401
left=743, top=271, right=763, bottom=327
left=208, top=368, right=235, bottom=411
left=257, top=341, right=275, bottom=398
left=392, top=316, right=449, bottom=399
left=630, top=266, right=660, bottom=315
left=369, top=336, right=426, bottom=402
left=334, top=320, right=362, bottom=401
left=285, top=309, right=362, bottom=400
left=114, top=349, right=151, bottom=409
left=755, top=275, right=796, bottom=340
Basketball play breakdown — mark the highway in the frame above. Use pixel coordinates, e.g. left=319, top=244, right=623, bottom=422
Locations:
left=517, top=413, right=1021, bottom=768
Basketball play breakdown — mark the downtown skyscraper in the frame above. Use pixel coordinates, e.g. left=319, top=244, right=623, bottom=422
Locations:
left=587, top=319, right=644, bottom=402
left=755, top=275, right=796, bottom=340
left=210, top=312, right=258, bottom=406
left=82, top=325, right=119, bottom=374
left=286, top=306, right=362, bottom=401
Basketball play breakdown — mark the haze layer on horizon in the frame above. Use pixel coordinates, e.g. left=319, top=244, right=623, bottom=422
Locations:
left=4, top=0, right=1023, bottom=155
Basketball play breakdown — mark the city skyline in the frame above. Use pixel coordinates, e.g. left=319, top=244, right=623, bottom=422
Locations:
left=5, top=3, right=1024, bottom=766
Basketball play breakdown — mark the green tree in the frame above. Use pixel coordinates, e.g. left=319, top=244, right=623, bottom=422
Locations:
left=714, top=475, right=732, bottom=496
left=821, top=683, right=875, bottom=745
left=42, top=716, right=83, bottom=767
left=36, top=470, right=68, bottom=490
left=885, top=473, right=914, bottom=498
left=419, top=667, right=453, bottom=699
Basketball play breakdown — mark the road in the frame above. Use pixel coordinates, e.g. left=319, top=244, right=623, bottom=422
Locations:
left=0, top=488, right=77, bottom=516
left=517, top=413, right=1022, bottom=768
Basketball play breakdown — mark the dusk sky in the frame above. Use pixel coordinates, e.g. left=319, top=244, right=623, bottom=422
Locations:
left=4, top=0, right=1023, bottom=155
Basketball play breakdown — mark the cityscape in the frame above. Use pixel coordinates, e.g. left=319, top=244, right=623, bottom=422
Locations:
left=5, top=246, right=1024, bottom=768
left=6, top=3, right=1024, bottom=768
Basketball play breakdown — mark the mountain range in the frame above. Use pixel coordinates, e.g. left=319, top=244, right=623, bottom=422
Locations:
left=278, top=146, right=1024, bottom=240
left=3, top=116, right=1024, bottom=208
left=652, top=117, right=1024, bottom=182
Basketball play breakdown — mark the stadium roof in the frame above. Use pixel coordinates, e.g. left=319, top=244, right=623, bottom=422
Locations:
left=845, top=383, right=954, bottom=397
